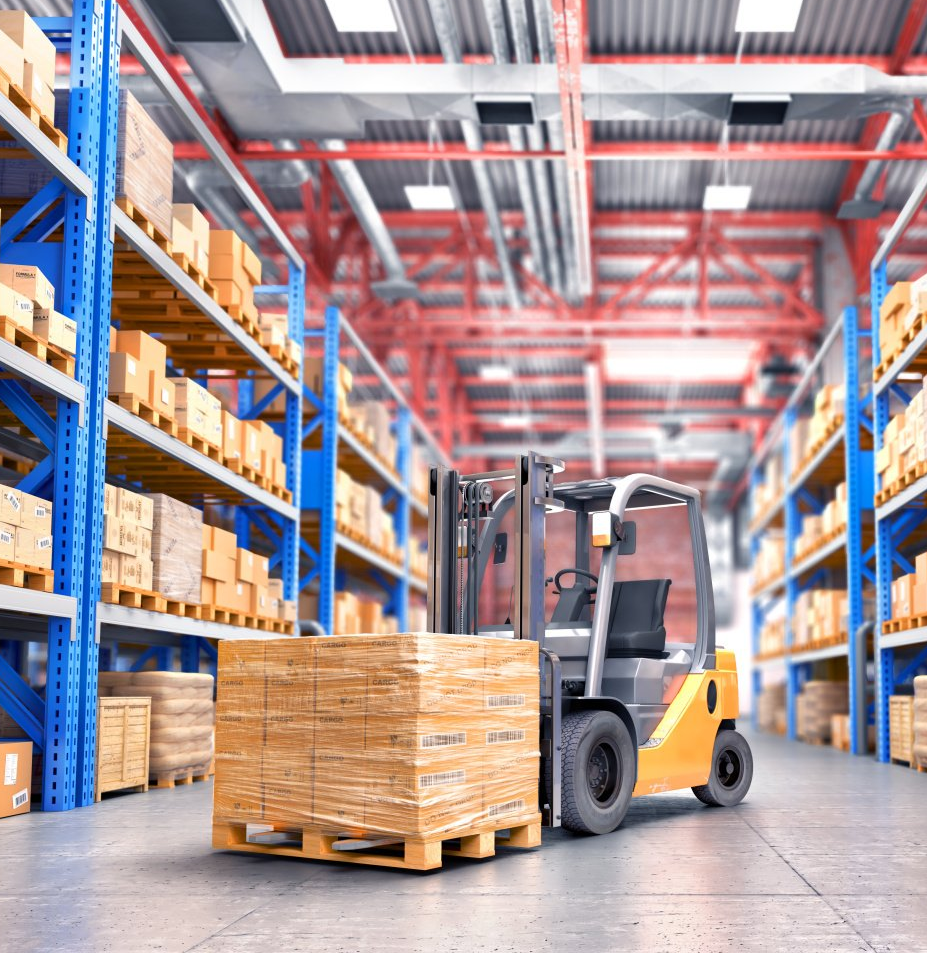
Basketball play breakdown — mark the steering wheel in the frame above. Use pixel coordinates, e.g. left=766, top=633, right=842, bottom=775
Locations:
left=553, top=568, right=599, bottom=595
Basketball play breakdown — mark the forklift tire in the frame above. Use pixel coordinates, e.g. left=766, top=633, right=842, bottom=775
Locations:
left=692, top=729, right=753, bottom=807
left=561, top=710, right=635, bottom=835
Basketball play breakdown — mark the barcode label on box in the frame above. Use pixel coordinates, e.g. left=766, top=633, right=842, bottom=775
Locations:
left=36, top=536, right=52, bottom=550
left=419, top=769, right=466, bottom=789
left=5, top=492, right=20, bottom=512
left=486, top=729, right=525, bottom=745
left=420, top=732, right=466, bottom=749
left=0, top=531, right=11, bottom=544
left=11, top=789, right=27, bottom=809
left=35, top=506, right=47, bottom=518
left=488, top=799, right=525, bottom=817
left=486, top=694, right=525, bottom=708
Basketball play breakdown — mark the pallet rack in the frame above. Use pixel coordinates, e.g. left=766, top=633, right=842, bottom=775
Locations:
left=750, top=307, right=873, bottom=754
left=301, top=306, right=445, bottom=635
left=870, top=166, right=927, bottom=764
left=0, top=4, right=306, bottom=810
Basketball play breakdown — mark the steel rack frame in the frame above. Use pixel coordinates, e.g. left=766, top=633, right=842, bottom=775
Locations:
left=750, top=307, right=874, bottom=754
left=301, top=306, right=445, bottom=634
left=870, top=162, right=927, bottom=763
left=0, top=2, right=306, bottom=810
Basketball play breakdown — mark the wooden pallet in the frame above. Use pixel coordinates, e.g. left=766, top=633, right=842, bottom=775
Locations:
left=875, top=460, right=927, bottom=507
left=883, top=613, right=927, bottom=634
left=794, top=525, right=847, bottom=564
left=790, top=414, right=845, bottom=481
left=100, top=582, right=166, bottom=612
left=170, top=251, right=219, bottom=300
left=151, top=762, right=214, bottom=790
left=0, top=315, right=75, bottom=377
left=213, top=812, right=542, bottom=872
left=177, top=429, right=223, bottom=463
left=0, top=66, right=67, bottom=151
left=108, top=393, right=178, bottom=437
left=0, top=559, right=54, bottom=592
left=790, top=633, right=849, bottom=654
left=749, top=572, right=786, bottom=597
left=116, top=197, right=171, bottom=251
left=198, top=602, right=294, bottom=634
left=874, top=311, right=927, bottom=382
left=265, top=342, right=300, bottom=379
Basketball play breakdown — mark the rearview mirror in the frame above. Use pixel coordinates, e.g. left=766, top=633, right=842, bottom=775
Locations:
left=617, top=520, right=636, bottom=555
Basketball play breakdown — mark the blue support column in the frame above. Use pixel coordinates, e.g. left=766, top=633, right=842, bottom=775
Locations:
left=281, top=263, right=305, bottom=603
left=395, top=407, right=412, bottom=631
left=315, top=307, right=340, bottom=634
left=842, top=307, right=868, bottom=755
left=180, top=637, right=200, bottom=674
left=871, top=261, right=893, bottom=763
left=783, top=406, right=799, bottom=740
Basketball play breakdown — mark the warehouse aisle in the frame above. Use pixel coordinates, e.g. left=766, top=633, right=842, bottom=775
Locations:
left=1, top=730, right=924, bottom=953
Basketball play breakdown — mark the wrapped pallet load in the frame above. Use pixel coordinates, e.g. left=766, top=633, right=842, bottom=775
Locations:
left=914, top=675, right=927, bottom=769
left=757, top=682, right=787, bottom=735
left=99, top=671, right=214, bottom=786
left=213, top=634, right=540, bottom=856
left=797, top=681, right=848, bottom=744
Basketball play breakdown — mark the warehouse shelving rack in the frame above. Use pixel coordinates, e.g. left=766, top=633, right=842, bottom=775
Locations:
left=750, top=307, right=874, bottom=754
left=870, top=168, right=927, bottom=763
left=301, top=306, right=446, bottom=635
left=0, top=2, right=307, bottom=810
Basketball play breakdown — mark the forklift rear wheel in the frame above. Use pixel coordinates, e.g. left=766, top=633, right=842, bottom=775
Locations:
left=692, top=729, right=753, bottom=807
left=561, top=710, right=634, bottom=834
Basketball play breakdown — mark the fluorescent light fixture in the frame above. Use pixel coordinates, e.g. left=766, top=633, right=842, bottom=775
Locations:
left=500, top=415, right=531, bottom=429
left=604, top=340, right=754, bottom=383
left=404, top=184, right=456, bottom=211
left=323, top=0, right=397, bottom=33
left=479, top=364, right=514, bottom=381
left=898, top=372, right=924, bottom=382
left=735, top=0, right=804, bottom=33
left=703, top=184, right=752, bottom=211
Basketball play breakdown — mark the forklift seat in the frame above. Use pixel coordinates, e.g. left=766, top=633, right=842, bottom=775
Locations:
left=551, top=582, right=593, bottom=624
left=606, top=578, right=671, bottom=659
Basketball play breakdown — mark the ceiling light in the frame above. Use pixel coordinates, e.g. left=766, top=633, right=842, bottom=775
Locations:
left=323, top=0, right=397, bottom=33
left=898, top=372, right=924, bottom=382
left=703, top=185, right=752, bottom=211
left=479, top=364, right=514, bottom=381
left=500, top=415, right=531, bottom=429
left=735, top=0, right=804, bottom=33
left=404, top=185, right=455, bottom=211
left=604, top=340, right=754, bottom=383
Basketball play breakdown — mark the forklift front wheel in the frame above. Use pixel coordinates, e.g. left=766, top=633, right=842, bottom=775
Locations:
left=692, top=729, right=753, bottom=808
left=561, top=710, right=635, bottom=834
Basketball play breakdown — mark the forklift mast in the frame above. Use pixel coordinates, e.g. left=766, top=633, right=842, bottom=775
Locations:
left=426, top=452, right=560, bottom=642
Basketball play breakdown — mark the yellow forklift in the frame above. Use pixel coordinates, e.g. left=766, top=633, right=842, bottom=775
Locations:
left=427, top=452, right=753, bottom=834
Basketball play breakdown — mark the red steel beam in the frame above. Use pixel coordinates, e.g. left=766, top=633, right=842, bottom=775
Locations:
left=889, top=0, right=927, bottom=75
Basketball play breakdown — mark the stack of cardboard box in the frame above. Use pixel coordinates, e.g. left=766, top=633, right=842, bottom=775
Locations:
left=171, top=204, right=210, bottom=275
left=752, top=534, right=785, bottom=588
left=0, top=487, right=52, bottom=570
left=149, top=493, right=202, bottom=604
left=792, top=588, right=848, bottom=647
left=794, top=484, right=848, bottom=560
left=116, top=91, right=174, bottom=240
left=0, top=263, right=75, bottom=355
left=913, top=675, right=927, bottom=769
left=796, top=681, right=849, bottom=744
left=331, top=592, right=399, bottom=635
left=101, top=485, right=154, bottom=590
left=758, top=618, right=786, bottom=657
left=411, top=445, right=430, bottom=503
left=0, top=11, right=56, bottom=123
left=305, top=355, right=352, bottom=417
left=257, top=312, right=301, bottom=367
left=209, top=230, right=261, bottom=322
left=757, top=682, right=787, bottom=735
left=214, top=634, right=539, bottom=838
left=101, top=671, right=214, bottom=784
left=174, top=378, right=223, bottom=451
left=267, top=578, right=297, bottom=625
left=878, top=280, right=927, bottom=364
left=108, top=329, right=176, bottom=423
left=789, top=385, right=845, bottom=477
left=334, top=468, right=401, bottom=563
left=752, top=456, right=784, bottom=523
left=876, top=378, right=927, bottom=492
left=888, top=553, right=927, bottom=621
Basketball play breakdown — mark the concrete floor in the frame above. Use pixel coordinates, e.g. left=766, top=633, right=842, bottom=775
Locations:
left=2, top=730, right=925, bottom=953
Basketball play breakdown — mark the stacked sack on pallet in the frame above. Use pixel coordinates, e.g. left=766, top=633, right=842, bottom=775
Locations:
left=796, top=680, right=848, bottom=744
left=914, top=676, right=927, bottom=769
left=99, top=672, right=214, bottom=783
left=757, top=682, right=787, bottom=735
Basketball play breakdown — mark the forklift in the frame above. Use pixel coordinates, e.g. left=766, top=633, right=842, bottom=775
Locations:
left=427, top=452, right=753, bottom=834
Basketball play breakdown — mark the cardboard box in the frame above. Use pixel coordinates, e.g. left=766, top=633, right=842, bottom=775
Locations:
left=0, top=264, right=54, bottom=312
left=22, top=61, right=54, bottom=119
left=0, top=487, right=23, bottom=527
left=147, top=494, right=203, bottom=603
left=101, top=549, right=120, bottom=585
left=103, top=515, right=136, bottom=557
left=117, top=91, right=174, bottom=241
left=19, top=494, right=51, bottom=536
left=241, top=421, right=262, bottom=471
left=0, top=10, right=54, bottom=88
left=115, top=329, right=167, bottom=371
left=209, top=524, right=238, bottom=562
left=109, top=352, right=149, bottom=402
left=203, top=548, right=235, bottom=582
left=174, top=379, right=222, bottom=448
left=117, top=488, right=154, bottom=529
left=33, top=309, right=76, bottom=354
left=221, top=411, right=242, bottom=464
left=0, top=739, right=32, bottom=818
left=0, top=26, right=24, bottom=88
left=0, top=522, right=14, bottom=561
left=173, top=204, right=210, bottom=273
left=104, top=484, right=119, bottom=518
left=236, top=548, right=257, bottom=584
left=251, top=583, right=270, bottom=617
left=150, top=374, right=175, bottom=420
